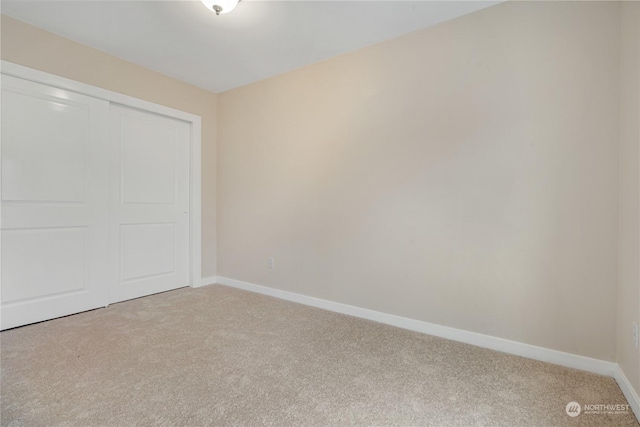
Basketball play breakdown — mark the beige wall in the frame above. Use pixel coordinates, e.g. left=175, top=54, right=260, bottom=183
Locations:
left=218, top=1, right=622, bottom=361
left=0, top=15, right=218, bottom=279
left=618, top=1, right=640, bottom=396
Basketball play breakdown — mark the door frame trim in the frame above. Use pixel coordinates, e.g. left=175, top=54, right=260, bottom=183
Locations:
left=1, top=61, right=203, bottom=289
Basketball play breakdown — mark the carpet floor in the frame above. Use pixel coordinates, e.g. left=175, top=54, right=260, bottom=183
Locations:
left=1, top=285, right=638, bottom=426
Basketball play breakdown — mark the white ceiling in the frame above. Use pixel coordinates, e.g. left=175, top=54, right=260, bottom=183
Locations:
left=1, top=1, right=499, bottom=93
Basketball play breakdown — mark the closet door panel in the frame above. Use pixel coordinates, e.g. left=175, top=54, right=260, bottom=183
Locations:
left=109, top=105, right=190, bottom=304
left=1, top=75, right=110, bottom=330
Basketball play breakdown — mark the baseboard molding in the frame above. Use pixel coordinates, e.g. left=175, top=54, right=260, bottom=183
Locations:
left=198, top=276, right=218, bottom=287
left=614, top=364, right=640, bottom=421
left=216, top=276, right=639, bottom=422
left=216, top=276, right=616, bottom=376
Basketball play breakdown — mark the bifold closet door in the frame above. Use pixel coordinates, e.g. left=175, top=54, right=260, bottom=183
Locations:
left=1, top=75, right=110, bottom=330
left=109, top=105, right=190, bottom=304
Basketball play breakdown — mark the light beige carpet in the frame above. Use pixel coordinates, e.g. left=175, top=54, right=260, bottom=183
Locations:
left=1, top=285, right=637, bottom=426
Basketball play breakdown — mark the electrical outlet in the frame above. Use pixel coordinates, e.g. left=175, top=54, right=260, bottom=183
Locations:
left=633, top=322, right=639, bottom=349
left=268, top=257, right=274, bottom=269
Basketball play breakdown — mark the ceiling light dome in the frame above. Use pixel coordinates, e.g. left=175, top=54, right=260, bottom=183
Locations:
left=201, top=0, right=240, bottom=15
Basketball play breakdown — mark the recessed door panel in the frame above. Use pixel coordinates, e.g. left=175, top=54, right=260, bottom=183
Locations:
left=110, top=105, right=190, bottom=303
left=120, top=223, right=176, bottom=282
left=1, top=75, right=110, bottom=330
left=121, top=116, right=176, bottom=205
left=2, top=89, right=88, bottom=203
left=2, top=227, right=88, bottom=303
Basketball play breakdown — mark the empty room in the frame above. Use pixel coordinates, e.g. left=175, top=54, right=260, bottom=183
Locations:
left=1, top=0, right=639, bottom=425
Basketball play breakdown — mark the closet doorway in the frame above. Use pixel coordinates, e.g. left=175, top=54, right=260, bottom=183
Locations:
left=1, top=63, right=202, bottom=330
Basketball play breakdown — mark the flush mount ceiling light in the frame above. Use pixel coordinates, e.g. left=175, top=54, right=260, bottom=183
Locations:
left=201, top=0, right=240, bottom=15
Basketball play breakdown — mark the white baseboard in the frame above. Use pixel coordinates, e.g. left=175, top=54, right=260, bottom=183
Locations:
left=198, top=276, right=218, bottom=287
left=216, top=277, right=619, bottom=374
left=216, top=277, right=616, bottom=375
left=614, top=364, right=640, bottom=421
left=215, top=276, right=638, bottom=422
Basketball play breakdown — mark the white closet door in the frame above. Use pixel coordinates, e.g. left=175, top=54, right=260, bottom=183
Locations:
left=109, top=105, right=190, bottom=303
left=1, top=75, right=110, bottom=330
